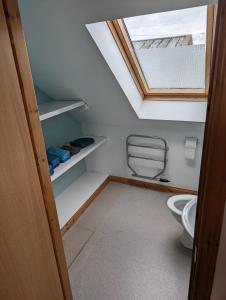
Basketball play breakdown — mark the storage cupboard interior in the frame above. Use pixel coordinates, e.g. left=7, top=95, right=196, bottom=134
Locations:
left=36, top=86, right=108, bottom=231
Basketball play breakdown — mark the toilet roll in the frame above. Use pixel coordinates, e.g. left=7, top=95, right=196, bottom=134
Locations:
left=185, top=137, right=198, bottom=160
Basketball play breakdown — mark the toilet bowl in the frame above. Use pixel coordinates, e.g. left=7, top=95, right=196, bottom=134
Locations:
left=167, top=194, right=197, bottom=249
left=182, top=198, right=197, bottom=240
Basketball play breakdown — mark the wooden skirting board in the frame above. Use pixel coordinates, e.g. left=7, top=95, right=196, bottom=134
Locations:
left=109, top=175, right=198, bottom=195
left=61, top=175, right=197, bottom=235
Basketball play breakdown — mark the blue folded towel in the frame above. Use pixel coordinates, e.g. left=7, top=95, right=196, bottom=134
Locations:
left=70, top=137, right=95, bottom=148
left=47, top=147, right=71, bottom=162
left=48, top=164, right=54, bottom=175
left=47, top=153, right=60, bottom=169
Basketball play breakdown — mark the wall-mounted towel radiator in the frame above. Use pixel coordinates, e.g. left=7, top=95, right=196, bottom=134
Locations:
left=126, top=134, right=168, bottom=181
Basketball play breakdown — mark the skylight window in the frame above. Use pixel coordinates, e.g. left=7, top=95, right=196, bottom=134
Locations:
left=107, top=5, right=215, bottom=100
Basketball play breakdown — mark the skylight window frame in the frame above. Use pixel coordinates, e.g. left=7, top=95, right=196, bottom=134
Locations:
left=107, top=5, right=215, bottom=101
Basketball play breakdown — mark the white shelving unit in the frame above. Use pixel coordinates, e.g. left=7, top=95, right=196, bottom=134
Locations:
left=39, top=100, right=85, bottom=121
left=51, top=136, right=106, bottom=181
left=39, top=99, right=108, bottom=229
left=55, top=172, right=108, bottom=228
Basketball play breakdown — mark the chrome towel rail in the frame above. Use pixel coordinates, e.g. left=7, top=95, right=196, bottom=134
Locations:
left=126, top=134, right=168, bottom=180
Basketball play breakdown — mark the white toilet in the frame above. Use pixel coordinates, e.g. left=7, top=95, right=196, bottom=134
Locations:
left=167, top=194, right=197, bottom=249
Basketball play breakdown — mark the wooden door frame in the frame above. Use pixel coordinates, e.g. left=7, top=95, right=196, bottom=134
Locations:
left=4, top=0, right=226, bottom=299
left=188, top=0, right=226, bottom=298
left=2, top=0, right=72, bottom=299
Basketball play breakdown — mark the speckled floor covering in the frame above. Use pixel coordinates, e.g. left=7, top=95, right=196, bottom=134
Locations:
left=63, top=182, right=191, bottom=300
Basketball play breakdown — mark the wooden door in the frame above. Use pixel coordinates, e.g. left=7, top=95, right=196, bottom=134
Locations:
left=188, top=0, right=226, bottom=298
left=0, top=1, right=64, bottom=299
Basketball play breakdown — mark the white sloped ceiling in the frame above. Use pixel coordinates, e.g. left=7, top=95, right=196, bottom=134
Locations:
left=19, top=0, right=214, bottom=126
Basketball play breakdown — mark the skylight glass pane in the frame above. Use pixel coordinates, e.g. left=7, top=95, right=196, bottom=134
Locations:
left=124, top=6, right=207, bottom=89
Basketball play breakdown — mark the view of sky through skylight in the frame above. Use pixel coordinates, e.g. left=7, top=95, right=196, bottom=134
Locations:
left=124, top=6, right=207, bottom=45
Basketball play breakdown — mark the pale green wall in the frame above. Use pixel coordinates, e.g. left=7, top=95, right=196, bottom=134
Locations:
left=35, top=86, right=86, bottom=197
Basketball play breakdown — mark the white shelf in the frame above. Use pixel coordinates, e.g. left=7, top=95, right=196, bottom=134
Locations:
left=51, top=136, right=107, bottom=181
left=39, top=100, right=85, bottom=121
left=55, top=172, right=108, bottom=228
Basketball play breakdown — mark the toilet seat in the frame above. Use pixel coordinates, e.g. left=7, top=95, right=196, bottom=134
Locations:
left=167, top=194, right=197, bottom=216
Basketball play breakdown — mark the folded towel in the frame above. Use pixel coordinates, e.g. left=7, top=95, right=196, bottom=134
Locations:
left=48, top=164, right=54, bottom=175
left=47, top=153, right=60, bottom=169
left=47, top=147, right=71, bottom=163
left=70, top=137, right=95, bottom=148
left=61, top=144, right=81, bottom=155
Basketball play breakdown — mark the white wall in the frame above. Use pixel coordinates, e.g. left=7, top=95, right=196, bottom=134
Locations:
left=83, top=121, right=205, bottom=190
